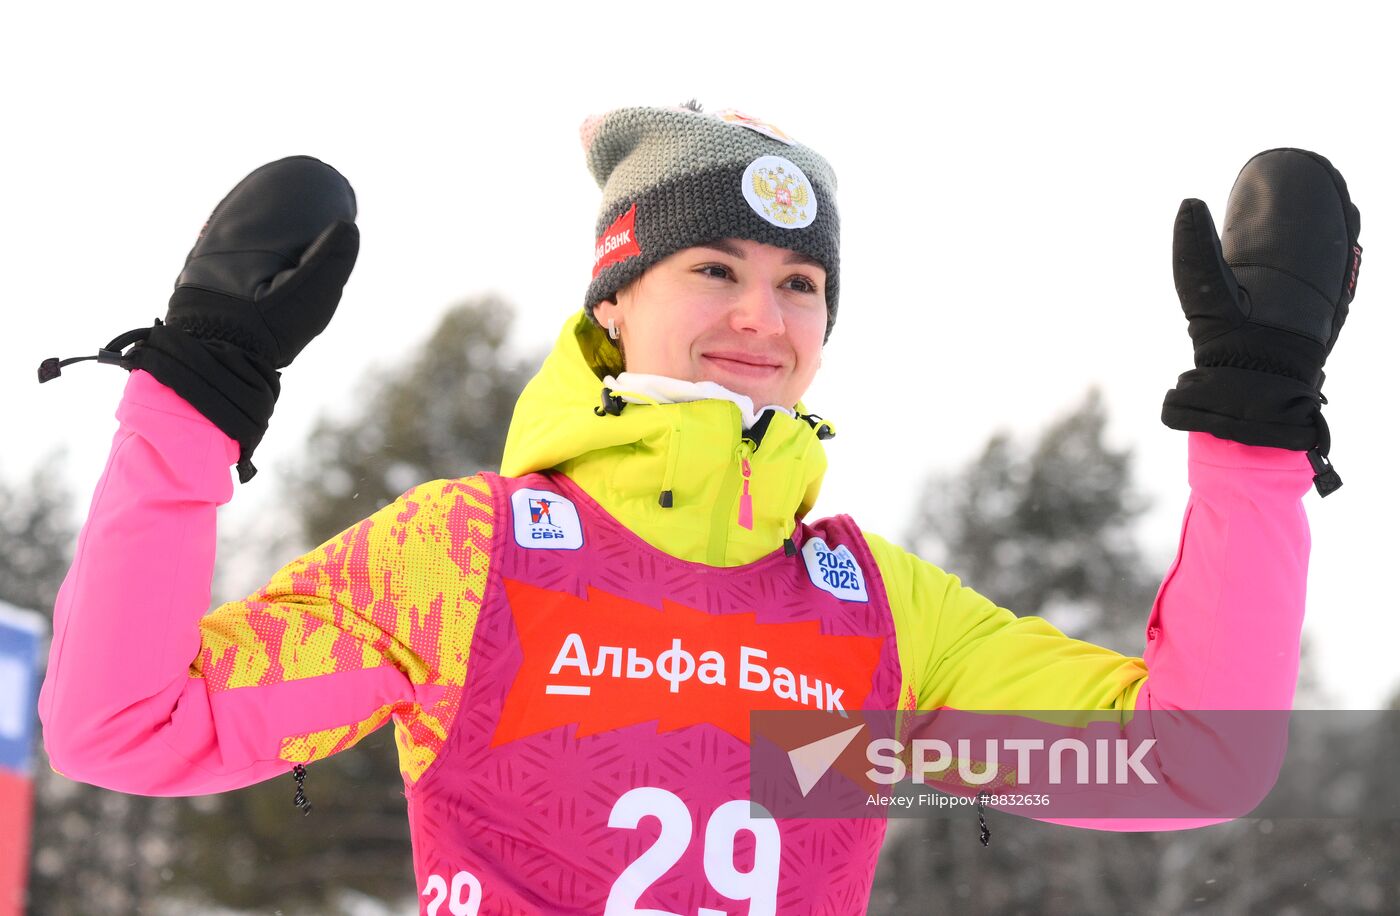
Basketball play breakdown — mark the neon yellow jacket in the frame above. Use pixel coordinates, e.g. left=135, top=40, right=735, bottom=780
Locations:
left=503, top=314, right=1155, bottom=717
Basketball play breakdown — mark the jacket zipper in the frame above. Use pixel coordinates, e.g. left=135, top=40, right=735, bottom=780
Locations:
left=706, top=421, right=756, bottom=566
left=736, top=443, right=755, bottom=531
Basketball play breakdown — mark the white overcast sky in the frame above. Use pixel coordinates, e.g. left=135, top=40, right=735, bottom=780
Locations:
left=3, top=1, right=1397, bottom=706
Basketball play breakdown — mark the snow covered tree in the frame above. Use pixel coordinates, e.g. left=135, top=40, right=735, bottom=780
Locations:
left=0, top=457, right=73, bottom=614
left=901, top=387, right=1158, bottom=654
left=285, top=293, right=536, bottom=544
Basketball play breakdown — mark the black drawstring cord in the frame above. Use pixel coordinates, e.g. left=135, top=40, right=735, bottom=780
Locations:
left=594, top=386, right=626, bottom=417
left=797, top=411, right=835, bottom=440
left=1307, top=448, right=1341, bottom=496
left=1307, top=403, right=1342, bottom=497
left=37, top=324, right=156, bottom=383
left=292, top=764, right=312, bottom=815
left=976, top=790, right=991, bottom=846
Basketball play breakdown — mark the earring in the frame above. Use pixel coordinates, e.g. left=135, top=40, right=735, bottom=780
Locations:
left=607, top=318, right=620, bottom=340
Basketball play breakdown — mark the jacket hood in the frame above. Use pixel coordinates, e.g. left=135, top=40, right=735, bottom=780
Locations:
left=500, top=312, right=831, bottom=566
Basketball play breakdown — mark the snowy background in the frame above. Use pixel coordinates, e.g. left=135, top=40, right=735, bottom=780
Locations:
left=3, top=1, right=1396, bottom=706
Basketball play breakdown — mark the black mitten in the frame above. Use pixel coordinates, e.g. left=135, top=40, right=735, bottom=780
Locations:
left=39, top=156, right=359, bottom=481
left=1161, top=148, right=1361, bottom=496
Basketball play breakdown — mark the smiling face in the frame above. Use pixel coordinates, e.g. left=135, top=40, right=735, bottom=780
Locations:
left=591, top=238, right=828, bottom=408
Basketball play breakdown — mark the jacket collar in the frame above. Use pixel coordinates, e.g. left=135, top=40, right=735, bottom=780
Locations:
left=500, top=312, right=832, bottom=566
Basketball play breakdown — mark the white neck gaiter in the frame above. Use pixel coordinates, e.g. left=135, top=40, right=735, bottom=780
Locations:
left=603, top=372, right=796, bottom=430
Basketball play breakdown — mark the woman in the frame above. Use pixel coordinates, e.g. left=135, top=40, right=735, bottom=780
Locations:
left=38, top=104, right=1360, bottom=914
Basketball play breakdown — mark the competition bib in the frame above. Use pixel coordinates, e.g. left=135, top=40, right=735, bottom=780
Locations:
left=407, top=472, right=902, bottom=915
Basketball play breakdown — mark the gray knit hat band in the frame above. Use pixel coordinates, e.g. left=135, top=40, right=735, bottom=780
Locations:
left=581, top=105, right=841, bottom=339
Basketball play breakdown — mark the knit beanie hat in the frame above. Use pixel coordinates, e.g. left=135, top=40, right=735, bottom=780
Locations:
left=582, top=103, right=841, bottom=340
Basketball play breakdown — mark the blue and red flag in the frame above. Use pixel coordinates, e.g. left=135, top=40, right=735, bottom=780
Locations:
left=0, top=600, right=45, bottom=916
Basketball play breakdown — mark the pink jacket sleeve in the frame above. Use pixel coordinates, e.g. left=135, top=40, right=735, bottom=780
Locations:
left=874, top=430, right=1314, bottom=830
left=38, top=371, right=491, bottom=797
left=1135, top=431, right=1312, bottom=712
left=1055, top=431, right=1312, bottom=830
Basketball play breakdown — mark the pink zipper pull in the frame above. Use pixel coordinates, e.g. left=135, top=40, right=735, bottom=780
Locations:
left=737, top=455, right=754, bottom=530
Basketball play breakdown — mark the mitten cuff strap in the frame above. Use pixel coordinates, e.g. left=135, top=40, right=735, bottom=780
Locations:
left=127, top=323, right=281, bottom=480
left=1161, top=366, right=1324, bottom=451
